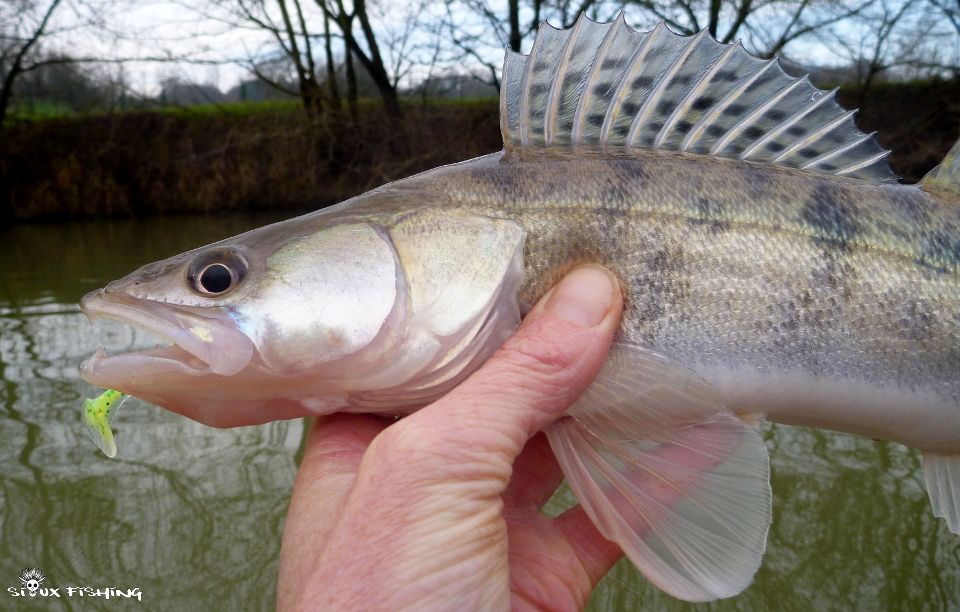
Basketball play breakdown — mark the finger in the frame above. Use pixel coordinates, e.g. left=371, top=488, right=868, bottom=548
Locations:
left=554, top=505, right=625, bottom=588
left=503, top=433, right=624, bottom=590
left=288, top=413, right=389, bottom=533
left=410, top=265, right=622, bottom=463
left=504, top=434, right=623, bottom=592
left=278, top=414, right=390, bottom=609
left=501, top=432, right=565, bottom=516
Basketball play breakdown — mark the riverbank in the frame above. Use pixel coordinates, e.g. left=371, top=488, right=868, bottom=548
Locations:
left=0, top=100, right=502, bottom=221
left=1, top=80, right=957, bottom=222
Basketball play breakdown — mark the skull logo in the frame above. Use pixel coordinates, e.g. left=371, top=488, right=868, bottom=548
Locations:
left=18, top=568, right=45, bottom=596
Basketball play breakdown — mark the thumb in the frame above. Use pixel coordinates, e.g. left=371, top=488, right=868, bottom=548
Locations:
left=409, top=264, right=623, bottom=462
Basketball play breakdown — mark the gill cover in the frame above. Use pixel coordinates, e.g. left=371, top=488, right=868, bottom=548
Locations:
left=233, top=207, right=527, bottom=409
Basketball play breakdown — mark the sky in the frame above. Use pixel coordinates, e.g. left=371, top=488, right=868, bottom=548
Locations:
left=83, top=0, right=264, bottom=94
left=31, top=0, right=960, bottom=96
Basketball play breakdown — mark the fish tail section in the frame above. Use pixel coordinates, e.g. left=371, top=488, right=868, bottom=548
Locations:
left=919, top=138, right=960, bottom=199
left=547, top=343, right=771, bottom=602
left=923, top=452, right=960, bottom=534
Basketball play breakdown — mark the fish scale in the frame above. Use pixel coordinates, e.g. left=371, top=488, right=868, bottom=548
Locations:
left=79, top=14, right=960, bottom=603
left=420, top=150, right=960, bottom=402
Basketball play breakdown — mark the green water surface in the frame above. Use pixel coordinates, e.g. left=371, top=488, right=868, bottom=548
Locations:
left=0, top=215, right=957, bottom=611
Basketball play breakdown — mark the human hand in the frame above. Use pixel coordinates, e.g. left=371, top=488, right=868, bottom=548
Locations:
left=277, top=265, right=625, bottom=611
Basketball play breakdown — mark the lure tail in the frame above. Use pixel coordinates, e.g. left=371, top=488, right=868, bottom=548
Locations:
left=82, top=389, right=128, bottom=458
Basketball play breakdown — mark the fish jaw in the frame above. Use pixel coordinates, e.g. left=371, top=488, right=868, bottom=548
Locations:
left=79, top=288, right=256, bottom=387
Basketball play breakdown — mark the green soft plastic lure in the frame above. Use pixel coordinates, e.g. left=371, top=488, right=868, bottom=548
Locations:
left=82, top=388, right=129, bottom=458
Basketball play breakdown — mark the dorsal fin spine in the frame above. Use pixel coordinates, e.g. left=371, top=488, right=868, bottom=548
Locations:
left=545, top=19, right=585, bottom=144
left=726, top=77, right=807, bottom=158
left=747, top=84, right=836, bottom=159
left=499, top=54, right=513, bottom=143
left=919, top=138, right=960, bottom=197
left=499, top=88, right=508, bottom=143
left=639, top=29, right=710, bottom=148
left=517, top=27, right=550, bottom=146
left=705, top=61, right=778, bottom=155
left=517, top=53, right=532, bottom=147
left=770, top=106, right=852, bottom=162
left=683, top=43, right=766, bottom=152
left=773, top=105, right=855, bottom=163
left=677, top=42, right=742, bottom=152
left=499, top=14, right=897, bottom=182
left=599, top=23, right=663, bottom=144
left=800, top=130, right=871, bottom=170
left=835, top=148, right=891, bottom=177
left=572, top=14, right=623, bottom=142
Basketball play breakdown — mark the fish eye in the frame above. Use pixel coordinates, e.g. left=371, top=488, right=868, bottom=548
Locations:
left=186, top=248, right=248, bottom=296
left=199, top=264, right=232, bottom=293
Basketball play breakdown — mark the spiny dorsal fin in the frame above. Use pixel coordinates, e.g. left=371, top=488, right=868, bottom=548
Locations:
left=920, top=138, right=960, bottom=198
left=500, top=13, right=897, bottom=183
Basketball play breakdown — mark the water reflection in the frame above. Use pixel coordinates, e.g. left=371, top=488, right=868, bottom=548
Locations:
left=540, top=422, right=960, bottom=611
left=1, top=216, right=304, bottom=612
left=1, top=216, right=958, bottom=610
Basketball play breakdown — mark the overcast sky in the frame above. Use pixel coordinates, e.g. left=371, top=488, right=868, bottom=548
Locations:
left=34, top=0, right=960, bottom=96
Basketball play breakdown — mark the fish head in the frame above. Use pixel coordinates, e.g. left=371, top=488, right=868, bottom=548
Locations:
left=80, top=204, right=526, bottom=427
left=80, top=215, right=412, bottom=426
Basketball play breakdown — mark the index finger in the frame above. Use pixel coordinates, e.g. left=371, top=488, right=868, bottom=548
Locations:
left=278, top=413, right=390, bottom=608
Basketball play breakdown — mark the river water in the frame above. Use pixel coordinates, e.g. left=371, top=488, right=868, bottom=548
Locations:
left=1, top=214, right=958, bottom=611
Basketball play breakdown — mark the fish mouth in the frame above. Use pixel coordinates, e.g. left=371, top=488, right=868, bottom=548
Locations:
left=79, top=289, right=255, bottom=389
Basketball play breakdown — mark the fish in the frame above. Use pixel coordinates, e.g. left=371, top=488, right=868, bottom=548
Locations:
left=78, top=14, right=960, bottom=602
left=81, top=388, right=129, bottom=458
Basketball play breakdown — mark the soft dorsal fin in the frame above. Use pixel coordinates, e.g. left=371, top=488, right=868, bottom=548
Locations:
left=500, top=13, right=897, bottom=183
left=919, top=138, right=960, bottom=198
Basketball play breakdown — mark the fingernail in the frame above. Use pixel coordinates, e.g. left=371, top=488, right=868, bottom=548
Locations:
left=544, top=266, right=617, bottom=328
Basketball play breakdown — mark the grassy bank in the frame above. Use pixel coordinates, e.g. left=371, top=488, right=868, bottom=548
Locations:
left=0, top=100, right=501, bottom=221
left=1, top=80, right=958, bottom=222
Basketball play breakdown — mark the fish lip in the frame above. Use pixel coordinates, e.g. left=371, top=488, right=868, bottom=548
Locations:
left=79, top=289, right=255, bottom=387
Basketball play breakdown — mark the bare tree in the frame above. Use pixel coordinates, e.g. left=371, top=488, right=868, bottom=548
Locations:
left=0, top=0, right=65, bottom=129
left=205, top=0, right=333, bottom=115
left=623, top=0, right=880, bottom=59
left=628, top=0, right=749, bottom=40
left=929, top=0, right=960, bottom=35
left=438, top=0, right=886, bottom=90
left=439, top=0, right=613, bottom=88
left=198, top=0, right=418, bottom=118
left=1, top=0, right=180, bottom=128
left=316, top=0, right=448, bottom=118
left=850, top=0, right=919, bottom=94
left=315, top=0, right=403, bottom=117
left=818, top=0, right=957, bottom=93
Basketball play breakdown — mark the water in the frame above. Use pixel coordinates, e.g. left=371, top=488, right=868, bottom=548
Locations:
left=1, top=215, right=958, bottom=611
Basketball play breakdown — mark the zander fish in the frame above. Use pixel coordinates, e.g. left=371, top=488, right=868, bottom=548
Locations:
left=79, top=15, right=960, bottom=602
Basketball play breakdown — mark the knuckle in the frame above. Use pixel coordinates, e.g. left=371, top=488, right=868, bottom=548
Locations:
left=498, top=316, right=582, bottom=378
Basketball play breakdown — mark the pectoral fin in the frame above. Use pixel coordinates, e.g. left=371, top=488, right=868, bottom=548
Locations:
left=546, top=343, right=771, bottom=602
left=923, top=451, right=960, bottom=534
